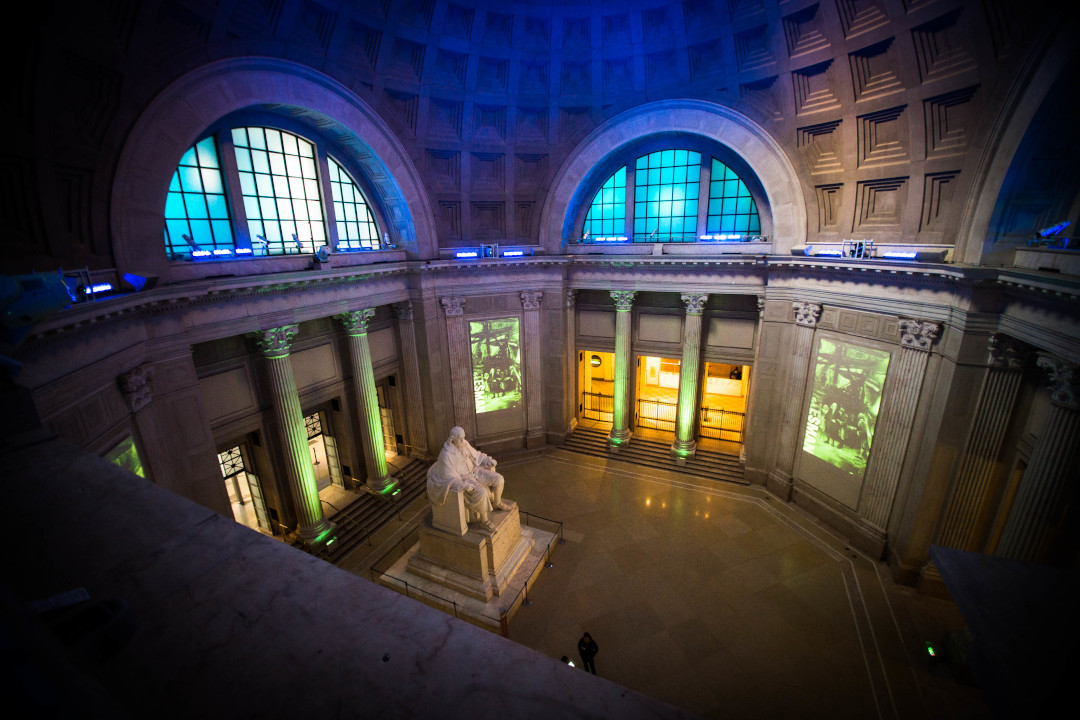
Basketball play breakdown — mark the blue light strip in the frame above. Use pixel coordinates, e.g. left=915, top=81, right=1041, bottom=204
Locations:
left=502, top=250, right=524, bottom=257
left=455, top=251, right=478, bottom=258
left=86, top=283, right=113, bottom=294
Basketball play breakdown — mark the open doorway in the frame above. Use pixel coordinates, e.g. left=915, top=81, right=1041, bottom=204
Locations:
left=376, top=382, right=398, bottom=462
left=636, top=355, right=680, bottom=433
left=218, top=444, right=272, bottom=535
left=699, top=362, right=749, bottom=444
left=578, top=350, right=614, bottom=427
left=304, top=410, right=343, bottom=491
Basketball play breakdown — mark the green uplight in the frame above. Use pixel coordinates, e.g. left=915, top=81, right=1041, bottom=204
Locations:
left=312, top=527, right=336, bottom=545
left=925, top=641, right=936, bottom=658
left=379, top=480, right=401, bottom=495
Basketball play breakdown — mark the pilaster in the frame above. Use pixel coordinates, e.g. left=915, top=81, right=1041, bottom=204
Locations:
left=767, top=300, right=820, bottom=500
left=565, top=290, right=579, bottom=435
left=520, top=291, right=545, bottom=448
left=394, top=300, right=429, bottom=457
left=441, top=297, right=476, bottom=437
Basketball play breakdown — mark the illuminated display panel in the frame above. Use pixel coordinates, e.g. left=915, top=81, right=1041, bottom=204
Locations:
left=582, top=166, right=626, bottom=238
left=469, top=318, right=522, bottom=415
left=801, top=338, right=890, bottom=496
left=104, top=436, right=145, bottom=479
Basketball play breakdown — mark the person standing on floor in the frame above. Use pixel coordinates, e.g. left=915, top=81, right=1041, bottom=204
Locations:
left=577, top=632, right=599, bottom=674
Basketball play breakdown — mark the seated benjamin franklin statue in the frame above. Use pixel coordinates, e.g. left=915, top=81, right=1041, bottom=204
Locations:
left=427, top=426, right=507, bottom=532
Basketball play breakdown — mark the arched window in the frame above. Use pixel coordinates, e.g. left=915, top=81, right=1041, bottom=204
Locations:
left=572, top=145, right=765, bottom=244
left=634, top=150, right=700, bottom=242
left=232, top=127, right=326, bottom=256
left=328, top=156, right=380, bottom=250
left=164, top=137, right=234, bottom=260
left=582, top=167, right=626, bottom=239
left=707, top=159, right=760, bottom=236
left=163, top=124, right=386, bottom=261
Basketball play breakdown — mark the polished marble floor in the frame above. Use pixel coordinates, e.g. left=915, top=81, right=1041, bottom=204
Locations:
left=485, top=449, right=988, bottom=720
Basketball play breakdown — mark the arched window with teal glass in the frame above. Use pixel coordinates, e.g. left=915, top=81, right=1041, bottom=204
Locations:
left=164, top=137, right=234, bottom=259
left=328, top=156, right=380, bottom=251
left=706, top=159, right=760, bottom=236
left=633, top=150, right=700, bottom=242
left=582, top=166, right=626, bottom=239
left=232, top=127, right=327, bottom=256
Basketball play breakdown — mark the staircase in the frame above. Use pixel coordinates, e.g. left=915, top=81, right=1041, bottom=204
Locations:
left=562, top=426, right=746, bottom=485
left=295, top=457, right=430, bottom=564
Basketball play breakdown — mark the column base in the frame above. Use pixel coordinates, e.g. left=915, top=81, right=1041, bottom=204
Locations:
left=367, top=474, right=399, bottom=495
left=608, top=427, right=631, bottom=451
left=671, top=438, right=696, bottom=462
left=299, top=517, right=337, bottom=546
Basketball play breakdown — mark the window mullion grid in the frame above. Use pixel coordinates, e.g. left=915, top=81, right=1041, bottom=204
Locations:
left=317, top=151, right=342, bottom=252
left=218, top=129, right=251, bottom=251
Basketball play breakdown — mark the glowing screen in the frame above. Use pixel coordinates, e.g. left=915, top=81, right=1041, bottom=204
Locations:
left=802, top=339, right=890, bottom=479
left=470, top=318, right=522, bottom=415
left=105, top=436, right=145, bottom=479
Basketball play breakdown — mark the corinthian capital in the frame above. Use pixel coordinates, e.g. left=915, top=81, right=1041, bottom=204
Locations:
left=792, top=301, right=821, bottom=328
left=441, top=297, right=466, bottom=317
left=898, top=319, right=941, bottom=352
left=118, top=364, right=155, bottom=413
left=1037, top=354, right=1079, bottom=409
left=336, top=309, right=376, bottom=336
left=565, top=289, right=578, bottom=308
left=681, top=293, right=709, bottom=316
left=250, top=325, right=299, bottom=358
left=520, top=291, right=543, bottom=310
left=988, top=333, right=1027, bottom=368
left=393, top=300, right=414, bottom=320
left=611, top=290, right=637, bottom=312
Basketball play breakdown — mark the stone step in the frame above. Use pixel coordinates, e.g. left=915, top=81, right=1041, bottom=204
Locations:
left=562, top=427, right=746, bottom=485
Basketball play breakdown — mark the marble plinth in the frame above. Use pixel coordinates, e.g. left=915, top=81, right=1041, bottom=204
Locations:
left=407, top=500, right=534, bottom=602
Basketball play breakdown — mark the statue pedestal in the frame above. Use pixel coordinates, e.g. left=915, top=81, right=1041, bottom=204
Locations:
left=406, top=500, right=534, bottom=602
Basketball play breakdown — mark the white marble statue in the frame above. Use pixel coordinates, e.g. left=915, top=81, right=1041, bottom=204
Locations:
left=427, top=426, right=507, bottom=531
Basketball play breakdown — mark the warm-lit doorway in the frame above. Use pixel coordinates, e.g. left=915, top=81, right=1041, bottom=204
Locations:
left=636, top=356, right=680, bottom=433
left=218, top=444, right=272, bottom=535
left=578, top=350, right=614, bottom=426
left=699, top=362, right=750, bottom=443
left=305, top=410, right=343, bottom=492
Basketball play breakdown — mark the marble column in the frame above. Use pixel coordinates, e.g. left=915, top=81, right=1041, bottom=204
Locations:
left=673, top=293, right=708, bottom=460
left=741, top=295, right=766, bottom=465
left=520, top=291, right=545, bottom=447
left=858, top=319, right=940, bottom=536
left=394, top=300, right=429, bottom=456
left=250, top=326, right=333, bottom=543
left=336, top=309, right=394, bottom=493
left=767, top=301, right=821, bottom=498
left=609, top=290, right=636, bottom=448
left=996, top=355, right=1080, bottom=562
left=565, top=290, right=579, bottom=435
left=441, top=297, right=475, bottom=437
left=937, top=334, right=1026, bottom=551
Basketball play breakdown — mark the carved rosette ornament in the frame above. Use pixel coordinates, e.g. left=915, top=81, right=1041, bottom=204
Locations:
left=681, top=293, right=709, bottom=316
left=611, top=290, right=637, bottom=312
left=393, top=300, right=413, bottom=320
left=336, top=308, right=376, bottom=336
left=118, top=364, right=155, bottom=413
left=1037, top=354, right=1079, bottom=410
left=898, top=319, right=941, bottom=352
left=565, top=289, right=578, bottom=308
left=250, top=325, right=299, bottom=358
left=441, top=296, right=466, bottom=317
left=792, top=301, right=821, bottom=328
left=988, top=333, right=1026, bottom=368
left=520, top=291, right=543, bottom=310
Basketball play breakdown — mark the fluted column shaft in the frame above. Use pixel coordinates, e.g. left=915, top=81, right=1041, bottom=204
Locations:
left=337, top=310, right=392, bottom=492
left=996, top=355, right=1080, bottom=561
left=394, top=301, right=428, bottom=456
left=858, top=320, right=940, bottom=531
left=772, top=302, right=821, bottom=480
left=251, top=326, right=332, bottom=543
left=938, top=335, right=1025, bottom=550
left=521, top=292, right=544, bottom=444
left=610, top=290, right=636, bottom=446
left=673, top=293, right=708, bottom=457
left=442, top=297, right=475, bottom=436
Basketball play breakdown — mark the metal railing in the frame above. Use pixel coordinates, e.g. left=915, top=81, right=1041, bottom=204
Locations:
left=699, top=406, right=745, bottom=442
left=320, top=499, right=374, bottom=549
left=636, top=398, right=677, bottom=432
left=581, top=391, right=614, bottom=422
